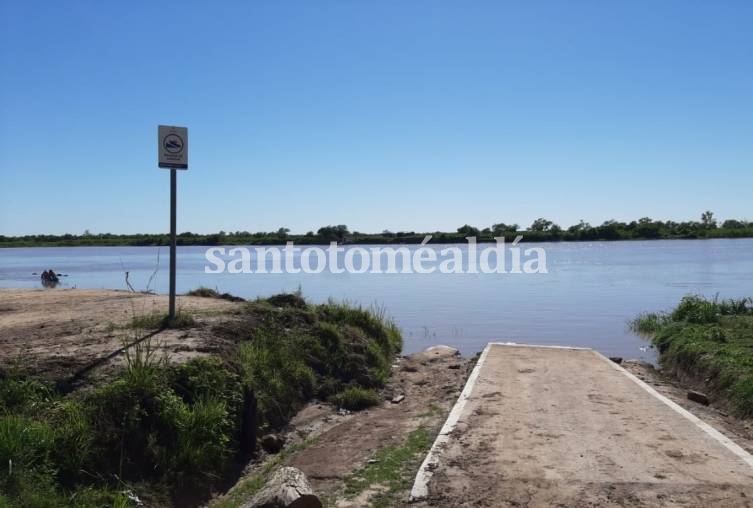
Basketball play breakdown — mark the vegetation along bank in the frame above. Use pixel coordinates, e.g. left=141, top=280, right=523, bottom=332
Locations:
left=631, top=295, right=753, bottom=418
left=0, top=289, right=403, bottom=507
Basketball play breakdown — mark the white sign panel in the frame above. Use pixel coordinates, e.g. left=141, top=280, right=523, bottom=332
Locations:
left=158, top=125, right=188, bottom=169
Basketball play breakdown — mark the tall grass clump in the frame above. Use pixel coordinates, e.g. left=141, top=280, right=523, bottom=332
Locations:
left=225, top=294, right=402, bottom=429
left=329, top=387, right=382, bottom=411
left=0, top=355, right=243, bottom=505
left=631, top=294, right=753, bottom=417
left=0, top=374, right=128, bottom=506
left=630, top=311, right=671, bottom=336
left=233, top=332, right=316, bottom=429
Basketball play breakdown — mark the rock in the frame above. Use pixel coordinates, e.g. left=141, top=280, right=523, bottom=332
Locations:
left=243, top=466, right=322, bottom=508
left=413, top=345, right=460, bottom=363
left=391, top=395, right=405, bottom=404
left=687, top=390, right=710, bottom=405
left=609, top=357, right=623, bottom=364
left=261, top=434, right=285, bottom=454
left=448, top=364, right=461, bottom=370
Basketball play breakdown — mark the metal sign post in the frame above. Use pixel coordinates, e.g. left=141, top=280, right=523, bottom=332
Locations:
left=158, top=125, right=188, bottom=324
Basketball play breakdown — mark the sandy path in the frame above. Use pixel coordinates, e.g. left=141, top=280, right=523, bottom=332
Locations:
left=416, top=344, right=753, bottom=507
left=0, top=288, right=240, bottom=380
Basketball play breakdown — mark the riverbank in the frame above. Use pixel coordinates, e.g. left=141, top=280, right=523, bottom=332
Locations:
left=2, top=216, right=752, bottom=248
left=631, top=295, right=753, bottom=418
left=0, top=288, right=436, bottom=507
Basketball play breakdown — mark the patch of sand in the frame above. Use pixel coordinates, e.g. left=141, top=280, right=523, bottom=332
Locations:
left=0, top=288, right=241, bottom=381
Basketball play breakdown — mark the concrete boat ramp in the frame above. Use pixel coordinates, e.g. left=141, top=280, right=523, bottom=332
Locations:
left=410, top=343, right=753, bottom=507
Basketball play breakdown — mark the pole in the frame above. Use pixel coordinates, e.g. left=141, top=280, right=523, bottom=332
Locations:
left=169, top=168, right=177, bottom=324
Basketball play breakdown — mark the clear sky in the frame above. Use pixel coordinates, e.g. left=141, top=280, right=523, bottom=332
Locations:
left=1, top=1, right=751, bottom=235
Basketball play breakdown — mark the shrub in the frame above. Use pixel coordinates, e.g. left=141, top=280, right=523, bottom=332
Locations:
left=265, top=292, right=306, bottom=308
left=186, top=287, right=219, bottom=298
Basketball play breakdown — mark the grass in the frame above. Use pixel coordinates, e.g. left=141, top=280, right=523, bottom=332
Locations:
left=0, top=291, right=402, bottom=507
left=342, top=426, right=433, bottom=507
left=0, top=371, right=135, bottom=506
left=631, top=295, right=753, bottom=417
left=129, top=311, right=195, bottom=330
left=329, top=387, right=382, bottom=411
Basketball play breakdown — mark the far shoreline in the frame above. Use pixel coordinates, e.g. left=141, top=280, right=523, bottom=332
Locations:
left=2, top=233, right=753, bottom=249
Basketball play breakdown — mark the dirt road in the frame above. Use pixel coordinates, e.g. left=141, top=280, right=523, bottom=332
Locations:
left=413, top=344, right=753, bottom=507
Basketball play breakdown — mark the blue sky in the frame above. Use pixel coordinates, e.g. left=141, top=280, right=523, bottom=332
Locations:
left=1, top=1, right=751, bottom=235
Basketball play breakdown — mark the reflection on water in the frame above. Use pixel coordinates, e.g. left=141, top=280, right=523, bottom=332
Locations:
left=40, top=278, right=60, bottom=289
left=2, top=239, right=752, bottom=361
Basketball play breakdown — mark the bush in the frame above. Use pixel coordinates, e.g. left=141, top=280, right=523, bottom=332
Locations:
left=186, top=287, right=219, bottom=298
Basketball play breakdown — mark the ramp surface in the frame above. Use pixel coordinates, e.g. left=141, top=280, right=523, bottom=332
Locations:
left=413, top=344, right=753, bottom=507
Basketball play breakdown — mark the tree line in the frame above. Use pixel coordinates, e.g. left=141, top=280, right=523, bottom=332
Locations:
left=1, top=212, right=751, bottom=247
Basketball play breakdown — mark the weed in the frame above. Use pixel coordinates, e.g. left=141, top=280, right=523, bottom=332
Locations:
left=343, top=427, right=433, bottom=506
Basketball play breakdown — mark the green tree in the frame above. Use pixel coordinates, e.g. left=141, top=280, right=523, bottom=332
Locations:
left=529, top=218, right=554, bottom=232
left=491, top=223, right=519, bottom=234
left=635, top=217, right=662, bottom=239
left=317, top=225, right=350, bottom=242
left=701, top=211, right=717, bottom=229
left=457, top=224, right=480, bottom=236
left=722, top=219, right=747, bottom=229
left=568, top=220, right=591, bottom=233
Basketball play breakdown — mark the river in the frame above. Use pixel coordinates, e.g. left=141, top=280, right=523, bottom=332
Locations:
left=2, top=239, right=752, bottom=360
